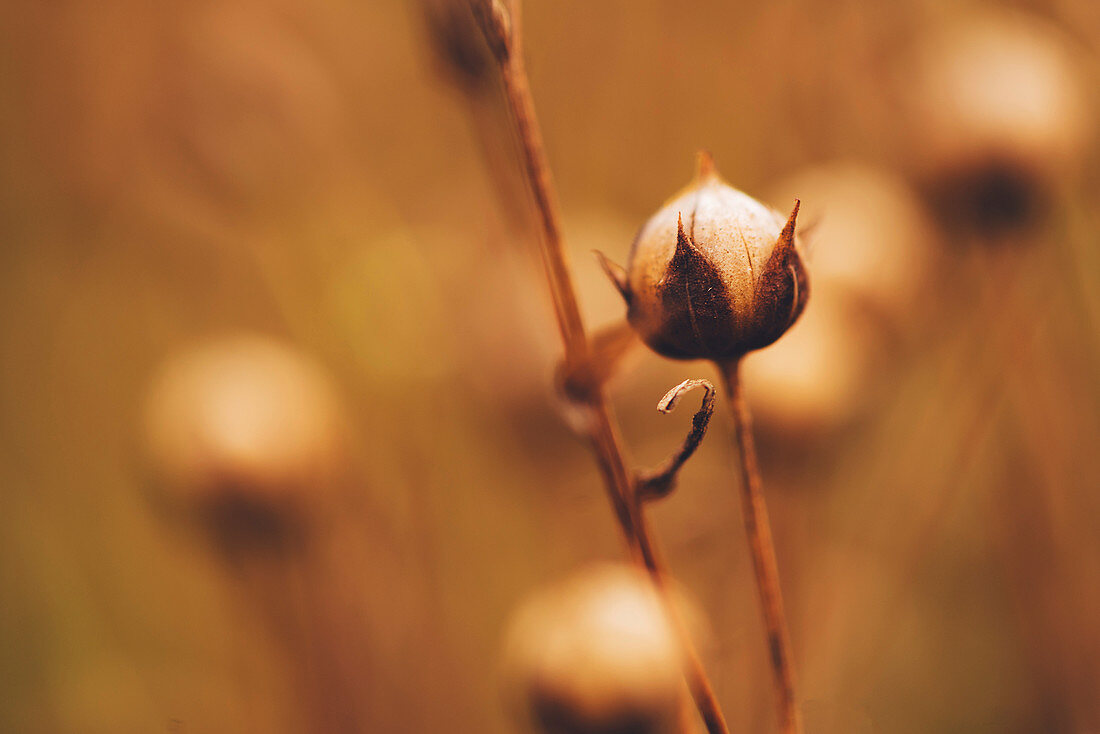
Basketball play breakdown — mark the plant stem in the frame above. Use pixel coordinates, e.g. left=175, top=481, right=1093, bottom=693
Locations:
left=477, top=5, right=730, bottom=733
left=632, top=508, right=730, bottom=734
left=500, top=52, right=587, bottom=366
left=720, top=361, right=801, bottom=734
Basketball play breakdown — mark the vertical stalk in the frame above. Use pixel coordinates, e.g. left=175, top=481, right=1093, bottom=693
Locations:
left=499, top=49, right=587, bottom=367
left=468, top=3, right=730, bottom=733
left=720, top=361, right=801, bottom=734
left=633, top=509, right=730, bottom=734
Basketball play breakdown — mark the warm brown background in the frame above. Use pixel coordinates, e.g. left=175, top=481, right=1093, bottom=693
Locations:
left=1, top=1, right=1099, bottom=733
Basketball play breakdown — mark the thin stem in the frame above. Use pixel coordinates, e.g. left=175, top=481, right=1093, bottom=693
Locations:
left=500, top=53, right=587, bottom=366
left=720, top=361, right=801, bottom=734
left=473, top=5, right=731, bottom=733
left=489, top=0, right=637, bottom=555
left=584, top=388, right=643, bottom=544
left=633, top=508, right=730, bottom=734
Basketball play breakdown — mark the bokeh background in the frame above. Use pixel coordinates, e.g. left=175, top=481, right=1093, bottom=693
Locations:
left=2, top=0, right=1099, bottom=732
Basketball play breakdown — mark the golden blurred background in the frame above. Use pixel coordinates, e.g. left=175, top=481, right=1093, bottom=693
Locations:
left=1, top=0, right=1099, bottom=732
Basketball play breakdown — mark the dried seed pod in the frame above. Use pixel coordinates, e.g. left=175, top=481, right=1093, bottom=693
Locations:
left=903, top=11, right=1091, bottom=236
left=468, top=0, right=513, bottom=63
left=143, top=334, right=345, bottom=551
left=501, top=564, right=688, bottom=734
left=742, top=289, right=876, bottom=437
left=599, top=154, right=808, bottom=362
left=742, top=164, right=936, bottom=436
left=768, top=163, right=936, bottom=322
left=420, top=0, right=494, bottom=93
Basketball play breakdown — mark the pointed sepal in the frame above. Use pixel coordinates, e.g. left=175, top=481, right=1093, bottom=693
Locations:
left=776, top=199, right=800, bottom=254
left=594, top=250, right=630, bottom=302
left=675, top=212, right=697, bottom=259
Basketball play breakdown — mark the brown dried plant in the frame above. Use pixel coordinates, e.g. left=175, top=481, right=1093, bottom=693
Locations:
left=463, top=2, right=728, bottom=733
left=144, top=335, right=368, bottom=734
left=601, top=155, right=807, bottom=734
left=464, top=2, right=807, bottom=734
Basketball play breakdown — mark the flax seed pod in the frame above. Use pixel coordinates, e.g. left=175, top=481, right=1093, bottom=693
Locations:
left=768, top=163, right=936, bottom=323
left=142, top=334, right=379, bottom=734
left=420, top=0, right=494, bottom=93
left=501, top=565, right=691, bottom=734
left=598, top=153, right=808, bottom=363
left=143, top=334, right=345, bottom=553
left=742, top=164, right=936, bottom=435
left=903, top=10, right=1092, bottom=238
left=741, top=289, right=877, bottom=437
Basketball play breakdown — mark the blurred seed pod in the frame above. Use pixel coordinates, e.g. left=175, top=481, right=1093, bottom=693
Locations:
left=743, top=164, right=932, bottom=438
left=768, top=163, right=937, bottom=323
left=143, top=334, right=346, bottom=553
left=420, top=0, right=495, bottom=94
left=742, top=288, right=878, bottom=438
left=902, top=10, right=1092, bottom=238
left=501, top=564, right=691, bottom=734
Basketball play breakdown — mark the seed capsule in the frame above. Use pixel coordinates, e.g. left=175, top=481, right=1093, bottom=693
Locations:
left=742, top=289, right=875, bottom=437
left=501, top=565, right=688, bottom=734
left=420, top=0, right=493, bottom=93
left=768, top=162, right=935, bottom=322
left=600, top=154, right=808, bottom=362
left=740, top=163, right=934, bottom=437
left=903, top=11, right=1091, bottom=236
left=143, top=334, right=345, bottom=551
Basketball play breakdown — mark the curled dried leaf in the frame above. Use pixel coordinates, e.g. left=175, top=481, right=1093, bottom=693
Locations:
left=636, top=379, right=716, bottom=502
